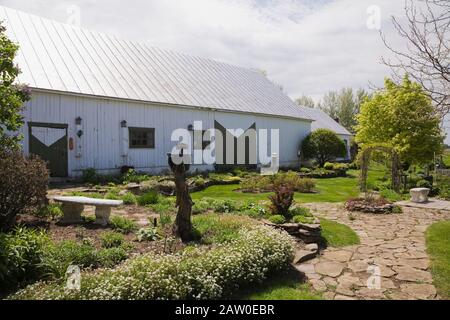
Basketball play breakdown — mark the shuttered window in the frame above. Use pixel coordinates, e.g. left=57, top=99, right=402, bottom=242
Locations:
left=129, top=127, right=155, bottom=149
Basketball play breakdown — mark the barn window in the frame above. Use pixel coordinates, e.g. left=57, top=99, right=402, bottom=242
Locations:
left=129, top=127, right=155, bottom=149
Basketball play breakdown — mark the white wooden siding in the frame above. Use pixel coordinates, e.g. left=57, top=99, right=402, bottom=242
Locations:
left=20, top=90, right=311, bottom=176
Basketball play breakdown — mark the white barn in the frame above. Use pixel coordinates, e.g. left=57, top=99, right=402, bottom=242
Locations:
left=1, top=6, right=351, bottom=177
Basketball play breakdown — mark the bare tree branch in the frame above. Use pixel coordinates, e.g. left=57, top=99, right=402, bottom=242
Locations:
left=382, top=0, right=450, bottom=117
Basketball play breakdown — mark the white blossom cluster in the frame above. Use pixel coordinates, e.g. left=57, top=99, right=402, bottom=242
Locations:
left=10, top=225, right=294, bottom=300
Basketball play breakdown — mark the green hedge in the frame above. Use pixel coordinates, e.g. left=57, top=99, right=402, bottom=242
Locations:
left=9, top=225, right=294, bottom=300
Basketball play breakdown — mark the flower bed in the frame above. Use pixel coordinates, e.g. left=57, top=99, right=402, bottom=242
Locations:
left=344, top=197, right=395, bottom=214
left=9, top=225, right=294, bottom=300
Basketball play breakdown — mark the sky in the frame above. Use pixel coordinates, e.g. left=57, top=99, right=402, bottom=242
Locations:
left=0, top=0, right=410, bottom=101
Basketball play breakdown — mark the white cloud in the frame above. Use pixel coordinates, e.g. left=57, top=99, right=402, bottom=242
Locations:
left=0, top=0, right=410, bottom=99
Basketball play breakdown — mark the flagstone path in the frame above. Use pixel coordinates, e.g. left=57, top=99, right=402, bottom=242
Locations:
left=297, top=203, right=450, bottom=300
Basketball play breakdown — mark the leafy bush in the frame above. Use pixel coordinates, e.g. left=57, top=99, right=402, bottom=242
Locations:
left=193, top=177, right=206, bottom=188
left=301, top=129, right=347, bottom=167
left=159, top=212, right=172, bottom=227
left=289, top=206, right=312, bottom=217
left=380, top=189, right=404, bottom=202
left=137, top=190, right=159, bottom=206
left=192, top=199, right=215, bottom=215
left=122, top=169, right=149, bottom=184
left=212, top=199, right=238, bottom=213
left=268, top=215, right=286, bottom=224
left=100, top=232, right=124, bottom=248
left=269, top=187, right=294, bottom=219
left=121, top=192, right=137, bottom=205
left=392, top=205, right=403, bottom=214
left=240, top=202, right=267, bottom=217
left=136, top=227, right=160, bottom=242
left=241, top=172, right=315, bottom=193
left=416, top=179, right=432, bottom=189
left=0, top=228, right=49, bottom=288
left=299, top=167, right=311, bottom=174
left=40, top=240, right=99, bottom=279
left=0, top=150, right=49, bottom=232
left=293, top=215, right=314, bottom=224
left=97, top=247, right=128, bottom=268
left=81, top=168, right=98, bottom=184
left=10, top=225, right=294, bottom=300
left=110, top=216, right=138, bottom=234
left=33, top=203, right=63, bottom=220
left=193, top=214, right=252, bottom=244
left=323, top=162, right=334, bottom=170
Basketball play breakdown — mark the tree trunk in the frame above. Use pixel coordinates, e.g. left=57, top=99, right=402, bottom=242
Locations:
left=168, top=153, right=194, bottom=242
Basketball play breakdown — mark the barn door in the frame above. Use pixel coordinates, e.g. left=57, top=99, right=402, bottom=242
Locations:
left=29, top=123, right=68, bottom=177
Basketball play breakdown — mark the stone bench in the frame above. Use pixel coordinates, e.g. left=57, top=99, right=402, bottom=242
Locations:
left=410, top=188, right=430, bottom=203
left=53, top=196, right=123, bottom=226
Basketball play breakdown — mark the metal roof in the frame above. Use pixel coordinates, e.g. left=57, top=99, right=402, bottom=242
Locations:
left=298, top=106, right=352, bottom=135
left=0, top=5, right=311, bottom=121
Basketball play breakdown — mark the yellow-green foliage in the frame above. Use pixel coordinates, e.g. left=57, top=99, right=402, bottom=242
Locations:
left=355, top=76, right=444, bottom=165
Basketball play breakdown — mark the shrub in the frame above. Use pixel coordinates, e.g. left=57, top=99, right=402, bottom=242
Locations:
left=136, top=227, right=160, bottom=242
left=122, top=169, right=149, bottom=184
left=212, top=199, right=238, bottom=213
left=10, top=225, right=294, bottom=300
left=301, top=129, right=347, bottom=167
left=33, top=203, right=63, bottom=220
left=240, top=202, right=267, bottom=217
left=100, top=232, right=124, bottom=248
left=323, top=162, right=334, bottom=170
left=269, top=187, right=294, bottom=219
left=81, top=168, right=98, bottom=184
left=40, top=240, right=99, bottom=279
left=121, top=192, right=137, bottom=205
left=241, top=172, right=315, bottom=193
left=193, top=214, right=252, bottom=244
left=380, top=189, right=404, bottom=202
left=268, top=215, right=286, bottom=224
left=192, top=199, right=214, bottom=215
left=0, top=227, right=49, bottom=288
left=299, top=167, right=311, bottom=174
left=392, top=205, right=403, bottom=214
left=193, top=177, right=206, bottom=188
left=110, top=216, right=138, bottom=234
left=416, top=179, right=432, bottom=189
left=293, top=215, right=314, bottom=224
left=0, top=150, right=49, bottom=232
left=97, top=247, right=128, bottom=268
left=159, top=212, right=172, bottom=227
left=290, top=207, right=312, bottom=217
left=137, top=190, right=159, bottom=206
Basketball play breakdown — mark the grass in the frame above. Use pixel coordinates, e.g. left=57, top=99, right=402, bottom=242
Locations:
left=426, top=220, right=450, bottom=299
left=237, top=269, right=322, bottom=300
left=191, top=176, right=359, bottom=203
left=320, top=218, right=360, bottom=247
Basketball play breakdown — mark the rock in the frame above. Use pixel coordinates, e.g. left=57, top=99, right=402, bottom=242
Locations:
left=322, top=292, right=336, bottom=300
left=379, top=265, right=396, bottom=278
left=393, top=266, right=433, bottom=283
left=393, top=258, right=429, bottom=270
left=267, top=223, right=299, bottom=234
left=293, top=263, right=315, bottom=275
left=315, top=261, right=345, bottom=277
left=310, top=279, right=327, bottom=292
left=321, top=250, right=353, bottom=263
left=334, top=294, right=356, bottom=300
left=298, top=223, right=321, bottom=232
left=322, top=277, right=338, bottom=287
left=335, top=283, right=356, bottom=296
left=297, top=229, right=322, bottom=243
left=305, top=243, right=319, bottom=251
left=293, top=250, right=317, bottom=264
left=126, top=183, right=140, bottom=190
left=399, top=283, right=436, bottom=300
left=338, top=273, right=364, bottom=287
left=348, top=259, right=369, bottom=273
left=356, top=288, right=386, bottom=299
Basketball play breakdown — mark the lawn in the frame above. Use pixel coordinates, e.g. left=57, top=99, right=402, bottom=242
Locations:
left=191, top=176, right=359, bottom=203
left=426, top=220, right=450, bottom=299
left=237, top=269, right=322, bottom=300
left=320, top=218, right=360, bottom=247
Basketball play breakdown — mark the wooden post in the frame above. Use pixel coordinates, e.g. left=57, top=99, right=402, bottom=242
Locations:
left=168, top=151, right=194, bottom=242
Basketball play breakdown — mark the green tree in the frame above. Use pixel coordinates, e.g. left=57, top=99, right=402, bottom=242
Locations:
left=0, top=23, right=30, bottom=151
left=355, top=76, right=444, bottom=166
left=295, top=95, right=315, bottom=108
left=318, top=88, right=369, bottom=133
left=301, top=129, right=347, bottom=167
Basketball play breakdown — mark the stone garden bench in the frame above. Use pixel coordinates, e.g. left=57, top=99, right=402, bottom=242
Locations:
left=410, top=188, right=430, bottom=203
left=53, top=196, right=123, bottom=226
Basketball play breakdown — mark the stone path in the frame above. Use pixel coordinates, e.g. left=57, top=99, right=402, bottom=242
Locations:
left=295, top=203, right=450, bottom=300
left=396, top=199, right=450, bottom=211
